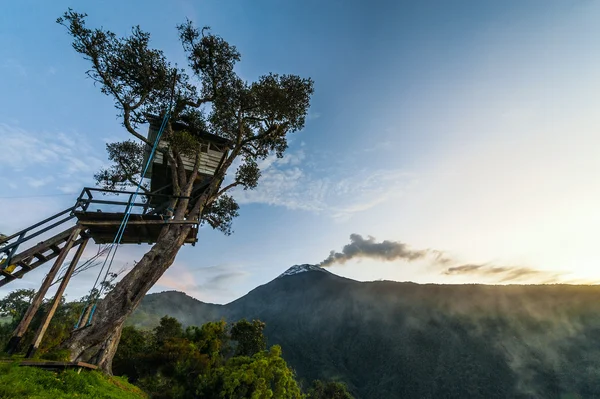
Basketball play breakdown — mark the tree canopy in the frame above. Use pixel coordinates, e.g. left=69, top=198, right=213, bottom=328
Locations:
left=58, top=9, right=314, bottom=234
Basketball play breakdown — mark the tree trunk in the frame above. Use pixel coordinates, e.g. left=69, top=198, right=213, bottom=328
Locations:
left=62, top=224, right=191, bottom=373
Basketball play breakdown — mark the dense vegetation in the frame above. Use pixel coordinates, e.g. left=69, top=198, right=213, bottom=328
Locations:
left=0, top=289, right=352, bottom=398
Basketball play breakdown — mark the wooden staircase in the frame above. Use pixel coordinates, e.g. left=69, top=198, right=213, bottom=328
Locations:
left=0, top=226, right=88, bottom=288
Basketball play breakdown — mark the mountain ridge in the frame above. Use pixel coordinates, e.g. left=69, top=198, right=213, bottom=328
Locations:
left=131, top=267, right=600, bottom=398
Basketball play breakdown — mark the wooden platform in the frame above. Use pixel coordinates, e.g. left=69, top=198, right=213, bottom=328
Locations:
left=19, top=360, right=98, bottom=373
left=74, top=212, right=198, bottom=244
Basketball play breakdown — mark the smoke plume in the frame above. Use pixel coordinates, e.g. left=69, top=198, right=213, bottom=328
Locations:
left=320, top=234, right=429, bottom=266
left=321, top=234, right=563, bottom=283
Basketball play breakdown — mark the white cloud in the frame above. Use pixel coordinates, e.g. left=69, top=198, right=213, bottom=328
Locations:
left=233, top=150, right=414, bottom=220
left=26, top=176, right=54, bottom=188
left=0, top=123, right=105, bottom=185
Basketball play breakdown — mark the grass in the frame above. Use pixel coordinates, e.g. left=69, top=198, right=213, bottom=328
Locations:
left=0, top=362, right=147, bottom=399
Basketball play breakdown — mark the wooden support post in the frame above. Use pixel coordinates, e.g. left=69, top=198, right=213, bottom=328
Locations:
left=26, top=237, right=89, bottom=359
left=5, top=227, right=82, bottom=354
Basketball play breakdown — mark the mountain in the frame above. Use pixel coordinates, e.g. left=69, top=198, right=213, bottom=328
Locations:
left=130, top=265, right=600, bottom=399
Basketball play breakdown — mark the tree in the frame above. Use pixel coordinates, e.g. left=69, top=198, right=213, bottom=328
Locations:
left=153, top=316, right=183, bottom=346
left=230, top=319, right=266, bottom=357
left=112, top=326, right=153, bottom=382
left=0, top=289, right=36, bottom=324
left=56, top=9, right=314, bottom=372
left=307, top=380, right=355, bottom=399
left=197, top=345, right=303, bottom=399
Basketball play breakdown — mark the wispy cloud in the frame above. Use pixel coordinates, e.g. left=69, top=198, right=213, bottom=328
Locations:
left=0, top=123, right=105, bottom=189
left=1, top=59, right=27, bottom=77
left=157, top=263, right=250, bottom=303
left=26, top=176, right=54, bottom=188
left=443, top=264, right=562, bottom=283
left=233, top=150, right=413, bottom=220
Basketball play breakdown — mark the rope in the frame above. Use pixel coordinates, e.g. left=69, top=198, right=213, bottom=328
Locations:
left=75, top=109, right=172, bottom=329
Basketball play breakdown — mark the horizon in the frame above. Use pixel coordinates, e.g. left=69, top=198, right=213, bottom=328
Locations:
left=2, top=0, right=600, bottom=304
left=151, top=264, right=600, bottom=307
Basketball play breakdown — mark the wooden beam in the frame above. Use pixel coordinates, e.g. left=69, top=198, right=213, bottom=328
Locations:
left=80, top=220, right=199, bottom=226
left=26, top=237, right=89, bottom=359
left=19, top=360, right=98, bottom=371
left=5, top=227, right=82, bottom=354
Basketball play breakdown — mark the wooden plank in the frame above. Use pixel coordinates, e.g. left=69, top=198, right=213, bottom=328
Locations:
left=6, top=227, right=82, bottom=354
left=27, top=238, right=89, bottom=359
left=19, top=361, right=98, bottom=370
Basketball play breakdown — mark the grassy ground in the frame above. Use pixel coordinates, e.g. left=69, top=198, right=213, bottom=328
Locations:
left=0, top=362, right=147, bottom=399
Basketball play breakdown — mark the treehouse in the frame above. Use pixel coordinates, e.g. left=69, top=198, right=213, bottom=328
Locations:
left=73, top=116, right=231, bottom=246
left=142, top=115, right=231, bottom=208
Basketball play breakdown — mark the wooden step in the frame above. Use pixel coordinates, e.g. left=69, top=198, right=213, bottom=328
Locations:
left=34, top=253, right=48, bottom=262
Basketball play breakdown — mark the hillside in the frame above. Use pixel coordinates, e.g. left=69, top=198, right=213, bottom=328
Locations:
left=131, top=265, right=600, bottom=399
left=0, top=362, right=147, bottom=399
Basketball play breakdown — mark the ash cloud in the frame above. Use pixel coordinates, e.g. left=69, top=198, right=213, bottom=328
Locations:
left=322, top=234, right=562, bottom=283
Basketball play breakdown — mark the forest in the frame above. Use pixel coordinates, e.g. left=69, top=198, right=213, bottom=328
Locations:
left=0, top=288, right=353, bottom=399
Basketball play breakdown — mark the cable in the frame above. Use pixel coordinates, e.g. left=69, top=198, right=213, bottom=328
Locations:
left=75, top=108, right=172, bottom=329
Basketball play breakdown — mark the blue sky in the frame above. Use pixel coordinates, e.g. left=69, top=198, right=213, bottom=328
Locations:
left=1, top=1, right=600, bottom=303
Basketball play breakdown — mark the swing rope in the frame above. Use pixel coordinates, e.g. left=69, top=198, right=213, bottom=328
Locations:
left=75, top=109, right=172, bottom=329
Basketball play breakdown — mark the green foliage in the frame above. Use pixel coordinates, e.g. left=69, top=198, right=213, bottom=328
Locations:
left=0, top=289, right=84, bottom=357
left=95, top=140, right=148, bottom=192
left=111, top=314, right=304, bottom=399
left=165, top=129, right=201, bottom=159
left=43, top=348, right=71, bottom=361
left=0, top=362, right=147, bottom=399
left=202, top=194, right=240, bottom=236
left=231, top=319, right=267, bottom=357
left=0, top=288, right=35, bottom=321
left=307, top=380, right=354, bottom=399
left=153, top=315, right=183, bottom=345
left=113, top=326, right=154, bottom=382
left=198, top=345, right=303, bottom=399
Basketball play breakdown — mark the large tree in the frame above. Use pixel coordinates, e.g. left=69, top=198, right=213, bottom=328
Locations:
left=57, top=10, right=313, bottom=372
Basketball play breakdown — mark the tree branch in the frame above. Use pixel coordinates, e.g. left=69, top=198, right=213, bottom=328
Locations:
left=240, top=122, right=288, bottom=146
left=183, top=96, right=214, bottom=108
left=173, top=150, right=188, bottom=189
left=165, top=152, right=181, bottom=196
left=216, top=181, right=241, bottom=197
left=123, top=106, right=153, bottom=146
left=181, top=144, right=203, bottom=197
